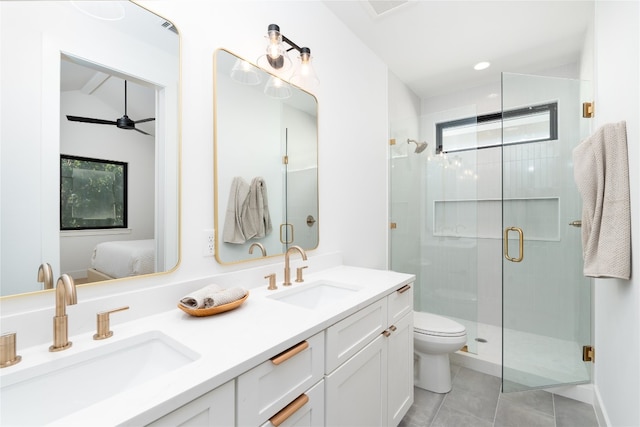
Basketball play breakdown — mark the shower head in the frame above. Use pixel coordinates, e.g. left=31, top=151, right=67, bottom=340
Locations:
left=407, top=138, right=428, bottom=154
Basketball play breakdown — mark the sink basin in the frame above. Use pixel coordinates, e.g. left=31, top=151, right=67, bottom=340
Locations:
left=0, top=330, right=199, bottom=426
left=268, top=281, right=362, bottom=309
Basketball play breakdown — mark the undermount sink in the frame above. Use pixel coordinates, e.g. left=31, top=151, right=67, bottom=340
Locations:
left=268, top=281, right=362, bottom=309
left=0, top=330, right=199, bottom=426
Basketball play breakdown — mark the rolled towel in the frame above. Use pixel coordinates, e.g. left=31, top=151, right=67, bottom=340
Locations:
left=180, top=284, right=224, bottom=309
left=204, top=287, right=247, bottom=308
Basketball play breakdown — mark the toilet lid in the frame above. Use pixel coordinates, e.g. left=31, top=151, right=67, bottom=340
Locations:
left=414, top=311, right=466, bottom=337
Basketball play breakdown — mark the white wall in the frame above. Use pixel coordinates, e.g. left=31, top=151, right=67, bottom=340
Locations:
left=593, top=1, right=640, bottom=426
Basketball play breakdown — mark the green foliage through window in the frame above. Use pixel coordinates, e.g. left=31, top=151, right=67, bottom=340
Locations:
left=60, top=155, right=127, bottom=230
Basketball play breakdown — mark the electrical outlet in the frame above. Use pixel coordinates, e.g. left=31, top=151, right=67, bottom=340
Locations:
left=203, top=229, right=215, bottom=256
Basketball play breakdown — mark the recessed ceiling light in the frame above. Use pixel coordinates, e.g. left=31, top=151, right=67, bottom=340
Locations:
left=474, top=61, right=491, bottom=71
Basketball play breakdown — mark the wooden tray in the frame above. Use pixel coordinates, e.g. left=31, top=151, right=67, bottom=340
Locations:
left=177, top=292, right=249, bottom=317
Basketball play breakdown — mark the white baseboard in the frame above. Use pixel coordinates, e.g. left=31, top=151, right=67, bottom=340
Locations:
left=593, top=386, right=611, bottom=427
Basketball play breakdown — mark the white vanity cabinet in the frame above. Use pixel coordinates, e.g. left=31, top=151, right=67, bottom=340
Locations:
left=146, top=380, right=235, bottom=427
left=325, top=283, right=414, bottom=427
left=237, top=332, right=325, bottom=426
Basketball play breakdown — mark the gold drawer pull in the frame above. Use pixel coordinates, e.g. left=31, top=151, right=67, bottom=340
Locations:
left=389, top=325, right=397, bottom=332
left=269, top=394, right=309, bottom=426
left=397, top=284, right=411, bottom=294
left=382, top=330, right=391, bottom=337
left=271, top=341, right=309, bottom=365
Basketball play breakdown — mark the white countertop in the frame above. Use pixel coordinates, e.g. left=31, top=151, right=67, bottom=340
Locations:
left=1, top=266, right=414, bottom=426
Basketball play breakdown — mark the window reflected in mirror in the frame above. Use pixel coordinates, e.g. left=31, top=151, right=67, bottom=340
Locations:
left=60, top=155, right=128, bottom=230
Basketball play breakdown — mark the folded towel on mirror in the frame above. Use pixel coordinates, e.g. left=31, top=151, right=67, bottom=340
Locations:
left=179, top=284, right=224, bottom=309
left=204, top=287, right=247, bottom=308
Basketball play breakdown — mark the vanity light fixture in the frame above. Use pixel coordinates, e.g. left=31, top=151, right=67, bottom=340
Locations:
left=290, top=47, right=319, bottom=89
left=258, top=24, right=319, bottom=90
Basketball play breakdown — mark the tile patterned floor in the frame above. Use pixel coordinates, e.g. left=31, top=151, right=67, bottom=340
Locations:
left=400, top=365, right=599, bottom=427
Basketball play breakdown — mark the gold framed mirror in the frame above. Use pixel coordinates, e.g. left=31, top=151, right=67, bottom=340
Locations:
left=213, top=49, right=318, bottom=264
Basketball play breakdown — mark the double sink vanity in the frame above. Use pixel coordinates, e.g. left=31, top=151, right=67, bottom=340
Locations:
left=1, top=265, right=414, bottom=426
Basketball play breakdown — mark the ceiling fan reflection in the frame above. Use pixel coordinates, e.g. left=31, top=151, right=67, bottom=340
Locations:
left=66, top=80, right=155, bottom=136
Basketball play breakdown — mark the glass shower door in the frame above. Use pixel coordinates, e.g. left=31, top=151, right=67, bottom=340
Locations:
left=501, top=72, right=592, bottom=392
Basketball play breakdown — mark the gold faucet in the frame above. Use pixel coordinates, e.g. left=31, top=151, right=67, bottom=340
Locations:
left=49, top=274, right=77, bottom=352
left=37, top=263, right=54, bottom=290
left=249, top=242, right=267, bottom=257
left=283, top=245, right=307, bottom=286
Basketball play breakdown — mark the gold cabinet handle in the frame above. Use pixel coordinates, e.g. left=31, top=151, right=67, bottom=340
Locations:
left=271, top=340, right=309, bottom=365
left=269, top=394, right=309, bottom=426
left=382, top=330, right=391, bottom=337
left=397, top=284, right=411, bottom=294
left=504, top=227, right=524, bottom=262
left=389, top=325, right=397, bottom=332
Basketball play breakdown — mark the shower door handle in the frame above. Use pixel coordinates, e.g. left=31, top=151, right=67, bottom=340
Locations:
left=504, top=227, right=524, bottom=262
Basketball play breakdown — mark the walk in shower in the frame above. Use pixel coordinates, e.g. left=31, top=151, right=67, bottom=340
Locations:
left=390, top=72, right=593, bottom=392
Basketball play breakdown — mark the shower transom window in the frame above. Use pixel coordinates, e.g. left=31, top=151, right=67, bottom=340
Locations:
left=436, top=102, right=558, bottom=154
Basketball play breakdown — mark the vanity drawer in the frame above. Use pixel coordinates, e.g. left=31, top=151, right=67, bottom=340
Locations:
left=260, top=380, right=324, bottom=427
left=325, top=298, right=387, bottom=374
left=388, top=283, right=413, bottom=326
left=237, top=332, right=324, bottom=426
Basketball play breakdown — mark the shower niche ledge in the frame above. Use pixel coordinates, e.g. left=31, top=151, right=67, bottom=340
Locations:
left=433, top=197, right=560, bottom=240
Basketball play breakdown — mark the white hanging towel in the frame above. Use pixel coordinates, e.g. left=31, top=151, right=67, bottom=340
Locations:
left=572, top=121, right=631, bottom=279
left=222, top=177, right=250, bottom=244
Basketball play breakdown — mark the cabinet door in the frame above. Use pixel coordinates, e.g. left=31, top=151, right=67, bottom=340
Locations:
left=387, top=312, right=414, bottom=426
left=325, top=334, right=387, bottom=427
left=146, top=380, right=234, bottom=427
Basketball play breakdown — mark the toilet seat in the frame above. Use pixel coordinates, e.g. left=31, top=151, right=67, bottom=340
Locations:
left=414, top=311, right=466, bottom=337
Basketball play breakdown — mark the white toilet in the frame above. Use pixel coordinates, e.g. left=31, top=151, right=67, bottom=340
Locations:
left=413, top=311, right=467, bottom=393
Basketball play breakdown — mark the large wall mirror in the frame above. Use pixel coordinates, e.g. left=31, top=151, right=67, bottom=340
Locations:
left=213, top=49, right=318, bottom=264
left=0, top=1, right=180, bottom=297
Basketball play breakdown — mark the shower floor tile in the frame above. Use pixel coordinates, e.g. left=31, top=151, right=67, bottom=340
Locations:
left=399, top=366, right=599, bottom=427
